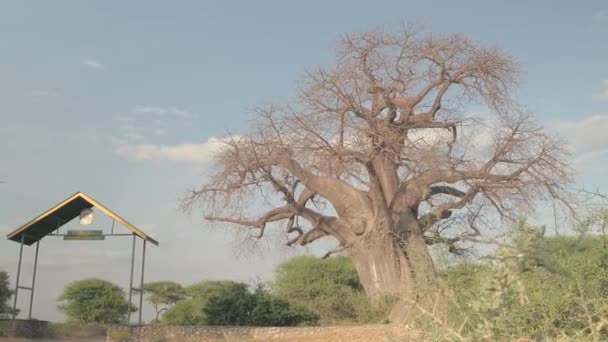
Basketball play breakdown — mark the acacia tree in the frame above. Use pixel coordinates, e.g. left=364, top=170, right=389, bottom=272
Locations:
left=143, top=281, right=186, bottom=324
left=184, top=26, right=573, bottom=319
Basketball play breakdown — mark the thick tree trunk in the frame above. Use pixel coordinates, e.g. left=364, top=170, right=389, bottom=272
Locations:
left=348, top=210, right=444, bottom=323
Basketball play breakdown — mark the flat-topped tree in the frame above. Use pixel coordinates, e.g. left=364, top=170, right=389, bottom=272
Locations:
left=184, top=25, right=574, bottom=320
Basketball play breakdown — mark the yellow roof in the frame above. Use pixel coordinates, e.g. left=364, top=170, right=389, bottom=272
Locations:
left=6, top=192, right=159, bottom=246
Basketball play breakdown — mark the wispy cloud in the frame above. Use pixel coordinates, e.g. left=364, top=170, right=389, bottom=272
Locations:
left=113, top=136, right=234, bottom=163
left=133, top=105, right=192, bottom=118
left=83, top=59, right=105, bottom=70
left=110, top=104, right=205, bottom=162
left=592, top=80, right=608, bottom=101
left=553, top=115, right=608, bottom=152
left=552, top=114, right=608, bottom=169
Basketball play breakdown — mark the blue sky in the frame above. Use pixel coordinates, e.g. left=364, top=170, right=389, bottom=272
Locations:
left=0, top=1, right=607, bottom=322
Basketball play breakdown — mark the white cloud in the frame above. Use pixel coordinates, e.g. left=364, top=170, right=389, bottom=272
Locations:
left=133, top=106, right=168, bottom=114
left=133, top=105, right=191, bottom=118
left=109, top=105, right=200, bottom=160
left=592, top=80, right=608, bottom=101
left=83, top=59, right=105, bottom=69
left=113, top=136, right=234, bottom=163
left=123, top=131, right=146, bottom=142
left=553, top=115, right=608, bottom=153
left=572, top=150, right=608, bottom=171
left=407, top=128, right=455, bottom=148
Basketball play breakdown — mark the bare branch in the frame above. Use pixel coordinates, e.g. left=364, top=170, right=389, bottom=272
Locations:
left=184, top=26, right=574, bottom=290
left=322, top=246, right=347, bottom=259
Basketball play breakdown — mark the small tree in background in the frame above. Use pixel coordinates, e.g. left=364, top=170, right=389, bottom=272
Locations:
left=0, top=271, right=18, bottom=319
left=185, top=280, right=249, bottom=298
left=58, top=278, right=135, bottom=324
left=201, top=282, right=254, bottom=326
left=161, top=280, right=319, bottom=326
left=143, top=281, right=186, bottom=324
left=203, top=284, right=319, bottom=326
left=161, top=297, right=207, bottom=326
left=162, top=281, right=249, bottom=325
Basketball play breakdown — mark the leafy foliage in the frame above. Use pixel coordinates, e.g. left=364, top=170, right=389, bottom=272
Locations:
left=273, top=256, right=389, bottom=324
left=58, top=278, right=135, bottom=324
left=143, top=281, right=186, bottom=323
left=162, top=280, right=318, bottom=326
left=186, top=280, right=248, bottom=298
left=203, top=284, right=319, bottom=326
left=444, top=221, right=608, bottom=340
left=0, top=270, right=18, bottom=319
left=161, top=281, right=249, bottom=325
left=161, top=297, right=207, bottom=326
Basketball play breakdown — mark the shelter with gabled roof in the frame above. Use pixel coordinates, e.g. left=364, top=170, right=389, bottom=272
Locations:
left=5, top=192, right=158, bottom=325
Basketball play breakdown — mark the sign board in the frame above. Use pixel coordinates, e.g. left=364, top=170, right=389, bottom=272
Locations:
left=63, top=230, right=105, bottom=241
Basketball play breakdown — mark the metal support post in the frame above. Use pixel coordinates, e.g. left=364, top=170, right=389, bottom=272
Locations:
left=12, top=234, right=25, bottom=319
left=127, top=234, right=136, bottom=324
left=138, top=240, right=147, bottom=325
left=28, top=241, right=40, bottom=319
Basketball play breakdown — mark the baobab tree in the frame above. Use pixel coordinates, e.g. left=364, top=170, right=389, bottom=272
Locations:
left=184, top=26, right=573, bottom=320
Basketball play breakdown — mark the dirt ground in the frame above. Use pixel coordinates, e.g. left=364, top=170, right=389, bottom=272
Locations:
left=0, top=339, right=105, bottom=342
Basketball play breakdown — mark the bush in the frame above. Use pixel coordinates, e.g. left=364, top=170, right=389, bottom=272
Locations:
left=203, top=284, right=319, bottom=326
left=161, top=280, right=318, bottom=326
left=58, top=278, right=135, bottom=324
left=161, top=297, right=207, bottom=325
left=273, top=256, right=385, bottom=324
left=0, top=320, right=11, bottom=337
left=161, top=281, right=249, bottom=325
left=0, top=271, right=17, bottom=319
left=445, top=233, right=608, bottom=340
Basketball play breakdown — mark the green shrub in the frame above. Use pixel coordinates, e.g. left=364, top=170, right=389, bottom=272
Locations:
left=0, top=271, right=18, bottom=319
left=58, top=278, right=135, bottom=324
left=161, top=297, right=207, bottom=325
left=445, top=233, right=608, bottom=340
left=203, top=284, right=319, bottom=326
left=161, top=281, right=250, bottom=325
left=273, top=256, right=385, bottom=324
left=161, top=280, right=318, bottom=326
left=0, top=320, right=11, bottom=337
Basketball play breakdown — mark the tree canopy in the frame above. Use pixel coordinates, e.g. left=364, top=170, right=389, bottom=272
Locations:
left=58, top=278, right=134, bottom=324
left=143, top=281, right=186, bottom=323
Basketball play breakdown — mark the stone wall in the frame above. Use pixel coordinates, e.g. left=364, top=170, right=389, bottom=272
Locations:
left=107, top=324, right=421, bottom=342
left=0, top=319, right=50, bottom=338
